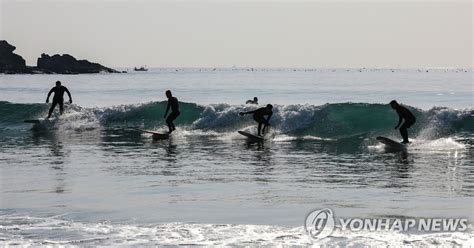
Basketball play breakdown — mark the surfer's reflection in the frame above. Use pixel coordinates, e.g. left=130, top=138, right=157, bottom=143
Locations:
left=161, top=139, right=178, bottom=157
left=241, top=141, right=275, bottom=181
left=380, top=151, right=415, bottom=189
left=31, top=130, right=68, bottom=159
left=30, top=131, right=69, bottom=194
left=99, top=128, right=147, bottom=156
left=382, top=148, right=411, bottom=164
left=31, top=128, right=55, bottom=145
left=254, top=149, right=275, bottom=183
left=244, top=139, right=265, bottom=150
left=50, top=142, right=65, bottom=158
left=399, top=151, right=409, bottom=164
left=149, top=138, right=179, bottom=166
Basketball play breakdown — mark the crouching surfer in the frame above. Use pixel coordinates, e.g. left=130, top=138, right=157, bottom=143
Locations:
left=390, top=100, right=416, bottom=144
left=239, top=104, right=273, bottom=136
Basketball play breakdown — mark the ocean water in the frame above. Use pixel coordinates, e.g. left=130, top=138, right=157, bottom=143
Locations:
left=0, top=68, right=473, bottom=246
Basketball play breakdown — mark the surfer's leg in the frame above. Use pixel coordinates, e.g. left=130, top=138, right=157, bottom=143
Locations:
left=261, top=120, right=269, bottom=134
left=172, top=112, right=180, bottom=131
left=59, top=101, right=64, bottom=115
left=400, top=123, right=409, bottom=143
left=165, top=116, right=173, bottom=133
left=166, top=112, right=178, bottom=133
left=254, top=116, right=265, bottom=136
left=401, top=120, right=415, bottom=144
left=48, top=102, right=58, bottom=118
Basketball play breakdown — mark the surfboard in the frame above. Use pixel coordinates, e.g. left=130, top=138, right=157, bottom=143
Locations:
left=376, top=136, right=406, bottom=151
left=136, top=128, right=170, bottom=140
left=24, top=120, right=41, bottom=124
left=238, top=131, right=264, bottom=141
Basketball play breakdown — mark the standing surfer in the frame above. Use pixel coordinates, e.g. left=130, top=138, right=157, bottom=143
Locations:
left=390, top=100, right=416, bottom=144
left=46, top=81, right=72, bottom=118
left=163, top=90, right=180, bottom=134
left=239, top=104, right=273, bottom=136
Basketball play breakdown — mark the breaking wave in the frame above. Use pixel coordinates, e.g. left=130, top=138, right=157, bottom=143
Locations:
left=0, top=101, right=472, bottom=139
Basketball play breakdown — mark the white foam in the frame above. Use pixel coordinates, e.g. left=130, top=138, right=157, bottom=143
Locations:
left=59, top=108, right=101, bottom=131
left=370, top=137, right=466, bottom=153
left=273, top=134, right=298, bottom=142
left=1, top=215, right=472, bottom=247
left=272, top=135, right=332, bottom=142
left=410, top=137, right=466, bottom=151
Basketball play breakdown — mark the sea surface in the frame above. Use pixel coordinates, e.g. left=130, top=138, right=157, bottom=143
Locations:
left=0, top=68, right=473, bottom=246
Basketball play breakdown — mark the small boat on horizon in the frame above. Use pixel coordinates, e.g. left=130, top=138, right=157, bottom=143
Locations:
left=134, top=66, right=148, bottom=71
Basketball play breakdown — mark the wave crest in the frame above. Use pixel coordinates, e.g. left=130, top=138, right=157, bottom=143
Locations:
left=1, top=101, right=472, bottom=138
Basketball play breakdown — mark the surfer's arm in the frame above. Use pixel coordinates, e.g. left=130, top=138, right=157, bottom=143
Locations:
left=163, top=102, right=170, bottom=118
left=266, top=112, right=272, bottom=122
left=394, top=114, right=403, bottom=129
left=262, top=113, right=272, bottom=132
left=46, top=88, right=54, bottom=103
left=239, top=110, right=256, bottom=116
left=65, top=87, right=72, bottom=103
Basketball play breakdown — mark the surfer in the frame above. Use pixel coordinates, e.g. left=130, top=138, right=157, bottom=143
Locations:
left=390, top=100, right=416, bottom=144
left=163, top=90, right=180, bottom=134
left=46, top=81, right=72, bottom=118
left=246, top=97, right=258, bottom=105
left=239, top=104, right=273, bottom=136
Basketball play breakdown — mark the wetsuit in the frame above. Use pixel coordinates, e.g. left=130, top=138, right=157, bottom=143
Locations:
left=47, top=86, right=72, bottom=118
left=164, top=97, right=180, bottom=133
left=246, top=107, right=273, bottom=136
left=395, top=105, right=416, bottom=143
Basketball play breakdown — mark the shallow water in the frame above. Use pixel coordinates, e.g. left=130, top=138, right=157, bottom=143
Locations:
left=0, top=68, right=473, bottom=246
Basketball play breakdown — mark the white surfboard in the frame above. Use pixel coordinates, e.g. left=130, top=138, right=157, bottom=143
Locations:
left=238, top=131, right=264, bottom=141
left=376, top=136, right=407, bottom=151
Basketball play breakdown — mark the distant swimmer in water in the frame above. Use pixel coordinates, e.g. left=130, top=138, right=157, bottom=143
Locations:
left=46, top=81, right=72, bottom=118
left=390, top=100, right=416, bottom=144
left=163, top=90, right=180, bottom=134
left=239, top=104, right=273, bottom=136
left=246, top=97, right=258, bottom=105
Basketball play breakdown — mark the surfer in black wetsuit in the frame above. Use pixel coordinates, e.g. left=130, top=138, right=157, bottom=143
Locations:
left=239, top=104, right=273, bottom=136
left=390, top=100, right=416, bottom=144
left=246, top=97, right=258, bottom=105
left=163, top=90, right=180, bottom=134
left=46, top=81, right=72, bottom=118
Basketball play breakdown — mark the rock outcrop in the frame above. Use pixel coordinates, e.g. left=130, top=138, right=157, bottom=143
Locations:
left=0, top=40, right=28, bottom=73
left=0, top=40, right=120, bottom=74
left=37, top=53, right=119, bottom=74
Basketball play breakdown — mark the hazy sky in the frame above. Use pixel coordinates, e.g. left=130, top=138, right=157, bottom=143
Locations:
left=1, top=0, right=472, bottom=68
